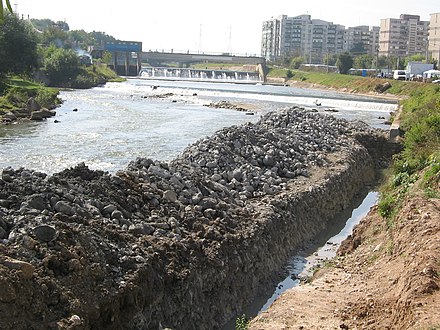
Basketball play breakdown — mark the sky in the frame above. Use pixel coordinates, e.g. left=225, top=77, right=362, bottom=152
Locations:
left=14, top=0, right=439, bottom=56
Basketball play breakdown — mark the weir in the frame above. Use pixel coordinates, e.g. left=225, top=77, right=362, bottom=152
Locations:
left=139, top=67, right=263, bottom=83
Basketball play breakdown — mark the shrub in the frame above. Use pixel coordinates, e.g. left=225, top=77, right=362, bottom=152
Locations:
left=235, top=314, right=250, bottom=330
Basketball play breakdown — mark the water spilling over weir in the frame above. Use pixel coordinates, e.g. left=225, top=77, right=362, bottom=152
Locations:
left=139, top=67, right=263, bottom=83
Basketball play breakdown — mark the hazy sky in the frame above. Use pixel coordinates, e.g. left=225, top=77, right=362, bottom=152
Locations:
left=15, top=0, right=439, bottom=55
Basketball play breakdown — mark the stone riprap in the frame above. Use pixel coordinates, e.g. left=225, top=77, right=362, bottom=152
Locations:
left=0, top=108, right=397, bottom=329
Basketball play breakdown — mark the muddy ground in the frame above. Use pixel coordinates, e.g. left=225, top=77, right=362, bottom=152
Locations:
left=249, top=187, right=440, bottom=329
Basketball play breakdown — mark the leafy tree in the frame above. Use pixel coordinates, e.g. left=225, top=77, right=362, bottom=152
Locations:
left=323, top=53, right=338, bottom=66
left=290, top=56, right=305, bottom=69
left=0, top=12, right=38, bottom=76
left=43, top=46, right=80, bottom=86
left=102, top=51, right=113, bottom=65
left=40, top=26, right=69, bottom=48
left=69, top=29, right=94, bottom=48
left=377, top=55, right=388, bottom=69
left=354, top=54, right=374, bottom=69
left=0, top=0, right=13, bottom=23
left=403, top=54, right=428, bottom=68
left=336, top=52, right=353, bottom=74
left=88, top=31, right=117, bottom=46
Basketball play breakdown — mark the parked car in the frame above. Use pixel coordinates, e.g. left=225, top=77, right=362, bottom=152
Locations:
left=393, top=70, right=408, bottom=80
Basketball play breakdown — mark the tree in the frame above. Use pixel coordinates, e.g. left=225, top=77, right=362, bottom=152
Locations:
left=354, top=54, right=374, bottom=69
left=0, top=12, right=38, bottom=76
left=323, top=53, right=338, bottom=66
left=290, top=56, right=305, bottom=69
left=0, top=0, right=13, bottom=24
left=43, top=46, right=80, bottom=86
left=336, top=53, right=354, bottom=74
left=41, top=26, right=69, bottom=48
left=403, top=54, right=427, bottom=68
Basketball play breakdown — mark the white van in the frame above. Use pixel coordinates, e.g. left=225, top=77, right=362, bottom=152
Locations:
left=393, top=70, right=408, bottom=80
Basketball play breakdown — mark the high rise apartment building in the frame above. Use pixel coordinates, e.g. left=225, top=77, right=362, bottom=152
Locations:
left=263, top=13, right=437, bottom=64
left=379, top=14, right=429, bottom=58
left=429, top=13, right=440, bottom=63
left=262, top=15, right=376, bottom=63
left=344, top=26, right=380, bottom=55
left=261, top=18, right=281, bottom=61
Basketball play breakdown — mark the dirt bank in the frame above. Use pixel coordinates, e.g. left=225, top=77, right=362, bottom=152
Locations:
left=249, top=191, right=440, bottom=329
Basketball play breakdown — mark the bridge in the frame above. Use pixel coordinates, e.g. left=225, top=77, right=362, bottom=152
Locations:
left=95, top=42, right=266, bottom=78
left=140, top=51, right=266, bottom=67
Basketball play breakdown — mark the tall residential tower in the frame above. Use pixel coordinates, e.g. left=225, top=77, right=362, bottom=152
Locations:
left=262, top=14, right=377, bottom=63
left=379, top=14, right=429, bottom=58
left=429, top=13, right=440, bottom=63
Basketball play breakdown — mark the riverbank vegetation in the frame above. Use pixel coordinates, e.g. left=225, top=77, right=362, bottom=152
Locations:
left=0, top=11, right=122, bottom=121
left=0, top=77, right=60, bottom=111
left=378, top=82, right=440, bottom=223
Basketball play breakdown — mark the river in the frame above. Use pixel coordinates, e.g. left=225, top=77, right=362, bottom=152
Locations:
left=0, top=78, right=397, bottom=174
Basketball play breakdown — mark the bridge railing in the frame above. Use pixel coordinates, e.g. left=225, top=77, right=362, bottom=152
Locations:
left=144, top=49, right=261, bottom=58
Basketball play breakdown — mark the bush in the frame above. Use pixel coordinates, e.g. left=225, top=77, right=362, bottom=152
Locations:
left=43, top=47, right=80, bottom=86
left=378, top=192, right=398, bottom=226
left=235, top=314, right=250, bottom=330
left=35, top=88, right=60, bottom=108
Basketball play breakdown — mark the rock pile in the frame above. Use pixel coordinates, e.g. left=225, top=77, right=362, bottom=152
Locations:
left=0, top=107, right=395, bottom=329
left=1, top=97, right=57, bottom=124
left=205, top=100, right=248, bottom=112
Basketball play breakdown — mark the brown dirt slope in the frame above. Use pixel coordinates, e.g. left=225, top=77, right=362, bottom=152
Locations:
left=250, top=194, right=440, bottom=330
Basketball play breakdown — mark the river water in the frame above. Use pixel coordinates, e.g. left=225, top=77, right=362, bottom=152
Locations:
left=0, top=78, right=397, bottom=174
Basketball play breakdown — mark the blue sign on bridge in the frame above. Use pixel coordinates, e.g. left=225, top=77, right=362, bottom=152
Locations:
left=104, top=41, right=142, bottom=53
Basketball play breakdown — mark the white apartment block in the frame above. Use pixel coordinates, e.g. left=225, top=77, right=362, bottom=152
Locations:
left=429, top=13, right=440, bottom=63
left=379, top=14, right=429, bottom=58
left=262, top=15, right=377, bottom=63
left=344, top=26, right=380, bottom=55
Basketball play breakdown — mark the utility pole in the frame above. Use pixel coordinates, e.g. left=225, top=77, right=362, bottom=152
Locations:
left=198, top=24, right=202, bottom=54
left=227, top=25, right=232, bottom=55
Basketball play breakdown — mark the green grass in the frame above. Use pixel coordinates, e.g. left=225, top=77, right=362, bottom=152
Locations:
left=0, top=77, right=60, bottom=112
left=267, top=67, right=419, bottom=96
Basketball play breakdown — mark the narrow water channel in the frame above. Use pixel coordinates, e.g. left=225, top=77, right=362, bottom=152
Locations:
left=223, top=191, right=378, bottom=329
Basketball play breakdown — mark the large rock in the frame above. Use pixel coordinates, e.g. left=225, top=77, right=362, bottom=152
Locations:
left=26, top=97, right=41, bottom=112
left=30, top=108, right=56, bottom=121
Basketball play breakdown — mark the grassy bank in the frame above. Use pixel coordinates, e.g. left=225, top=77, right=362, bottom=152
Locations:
left=267, top=67, right=417, bottom=95
left=68, top=63, right=124, bottom=89
left=0, top=64, right=123, bottom=122
left=378, top=82, right=440, bottom=222
left=0, top=77, right=60, bottom=113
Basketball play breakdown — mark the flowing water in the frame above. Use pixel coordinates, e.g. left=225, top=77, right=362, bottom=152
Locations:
left=0, top=78, right=397, bottom=174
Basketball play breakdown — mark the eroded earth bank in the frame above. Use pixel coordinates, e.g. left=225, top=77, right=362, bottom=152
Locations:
left=0, top=108, right=397, bottom=329
left=249, top=193, right=440, bottom=330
